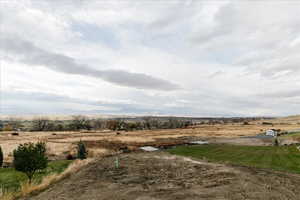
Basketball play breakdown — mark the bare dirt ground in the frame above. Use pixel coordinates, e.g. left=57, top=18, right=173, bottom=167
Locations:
left=21, top=152, right=300, bottom=200
left=1, top=123, right=299, bottom=162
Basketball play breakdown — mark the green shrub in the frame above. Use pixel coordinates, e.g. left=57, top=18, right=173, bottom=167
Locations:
left=0, top=146, right=3, bottom=167
left=2, top=124, right=13, bottom=131
left=77, top=141, right=87, bottom=160
left=13, top=142, right=48, bottom=183
left=274, top=138, right=279, bottom=146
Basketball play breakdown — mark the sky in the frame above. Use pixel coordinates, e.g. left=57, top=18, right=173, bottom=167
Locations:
left=1, top=0, right=300, bottom=117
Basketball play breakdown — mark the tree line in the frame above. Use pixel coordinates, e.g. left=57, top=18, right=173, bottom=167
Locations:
left=0, top=116, right=193, bottom=132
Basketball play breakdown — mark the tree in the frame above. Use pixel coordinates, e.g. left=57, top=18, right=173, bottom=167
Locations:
left=8, top=118, right=23, bottom=130
left=13, top=142, right=48, bottom=183
left=32, top=118, right=50, bottom=131
left=77, top=141, right=87, bottom=160
left=0, top=146, right=3, bottom=167
left=274, top=138, right=279, bottom=146
left=143, top=117, right=152, bottom=130
left=106, top=120, right=119, bottom=131
left=91, top=119, right=105, bottom=130
left=69, top=116, right=91, bottom=131
left=54, top=123, right=65, bottom=131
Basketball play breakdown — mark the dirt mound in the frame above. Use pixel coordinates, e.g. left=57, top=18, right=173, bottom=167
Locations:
left=22, top=152, right=300, bottom=200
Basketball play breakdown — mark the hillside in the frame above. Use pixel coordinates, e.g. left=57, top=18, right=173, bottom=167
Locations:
left=21, top=152, right=300, bottom=200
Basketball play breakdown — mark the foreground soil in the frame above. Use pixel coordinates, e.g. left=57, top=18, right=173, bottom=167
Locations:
left=22, top=152, right=300, bottom=200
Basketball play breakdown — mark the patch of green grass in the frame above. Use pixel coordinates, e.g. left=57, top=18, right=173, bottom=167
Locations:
left=280, top=132, right=300, bottom=139
left=0, top=160, right=72, bottom=192
left=0, top=168, right=27, bottom=192
left=168, top=144, right=300, bottom=174
left=41, top=160, right=73, bottom=176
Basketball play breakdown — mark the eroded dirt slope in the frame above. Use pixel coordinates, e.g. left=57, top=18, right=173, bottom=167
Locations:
left=22, top=152, right=300, bottom=200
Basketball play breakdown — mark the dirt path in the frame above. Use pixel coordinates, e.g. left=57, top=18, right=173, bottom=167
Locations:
left=22, top=152, right=300, bottom=200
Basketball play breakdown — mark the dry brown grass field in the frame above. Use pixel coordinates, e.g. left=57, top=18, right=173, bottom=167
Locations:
left=1, top=122, right=300, bottom=162
left=264, top=115, right=300, bottom=124
left=2, top=119, right=300, bottom=200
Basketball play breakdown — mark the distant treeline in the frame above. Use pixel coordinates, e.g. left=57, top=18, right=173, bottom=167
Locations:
left=0, top=116, right=271, bottom=132
left=0, top=116, right=192, bottom=132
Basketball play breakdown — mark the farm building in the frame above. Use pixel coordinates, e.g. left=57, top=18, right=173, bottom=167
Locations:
left=266, top=129, right=278, bottom=137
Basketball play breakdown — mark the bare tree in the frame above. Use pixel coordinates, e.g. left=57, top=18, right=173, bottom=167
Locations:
left=69, top=115, right=91, bottom=131
left=106, top=119, right=124, bottom=131
left=32, top=118, right=50, bottom=131
left=142, top=117, right=152, bottom=130
left=8, top=117, right=23, bottom=130
left=92, top=119, right=105, bottom=130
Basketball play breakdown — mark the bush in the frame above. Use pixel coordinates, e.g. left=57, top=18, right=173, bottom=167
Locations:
left=243, top=121, right=250, bottom=125
left=274, top=138, right=279, bottom=146
left=77, top=141, right=87, bottom=160
left=13, top=142, right=48, bottom=183
left=0, top=146, right=3, bottom=167
left=66, top=154, right=74, bottom=160
left=2, top=124, right=13, bottom=131
left=262, top=122, right=273, bottom=126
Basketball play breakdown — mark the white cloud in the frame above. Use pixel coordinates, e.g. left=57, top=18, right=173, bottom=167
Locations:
left=1, top=0, right=300, bottom=116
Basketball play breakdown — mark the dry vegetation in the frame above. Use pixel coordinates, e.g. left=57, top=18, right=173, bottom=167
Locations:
left=263, top=115, right=300, bottom=125
left=20, top=152, right=300, bottom=200
left=1, top=117, right=300, bottom=200
left=1, top=122, right=299, bottom=162
left=0, top=159, right=94, bottom=200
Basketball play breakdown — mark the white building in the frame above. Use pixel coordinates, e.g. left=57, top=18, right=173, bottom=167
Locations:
left=266, top=129, right=277, bottom=137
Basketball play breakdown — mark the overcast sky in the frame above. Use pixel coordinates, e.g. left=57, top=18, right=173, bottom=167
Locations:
left=1, top=0, right=300, bottom=117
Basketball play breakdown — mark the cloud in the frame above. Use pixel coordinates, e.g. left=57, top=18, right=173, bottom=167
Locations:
left=0, top=36, right=180, bottom=91
left=0, top=89, right=180, bottom=115
left=0, top=89, right=255, bottom=117
left=2, top=0, right=300, bottom=117
left=190, top=2, right=300, bottom=75
left=256, top=89, right=300, bottom=99
left=190, top=3, right=236, bottom=43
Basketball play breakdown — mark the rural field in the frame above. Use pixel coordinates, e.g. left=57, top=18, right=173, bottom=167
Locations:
left=1, top=121, right=300, bottom=163
left=1, top=117, right=300, bottom=200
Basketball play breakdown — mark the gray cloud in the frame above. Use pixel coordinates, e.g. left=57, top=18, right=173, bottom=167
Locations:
left=208, top=70, right=225, bottom=78
left=2, top=1, right=300, bottom=117
left=0, top=90, right=181, bottom=116
left=189, top=1, right=300, bottom=82
left=0, top=36, right=180, bottom=91
left=0, top=89, right=256, bottom=117
left=190, top=3, right=236, bottom=43
left=256, top=89, right=300, bottom=99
